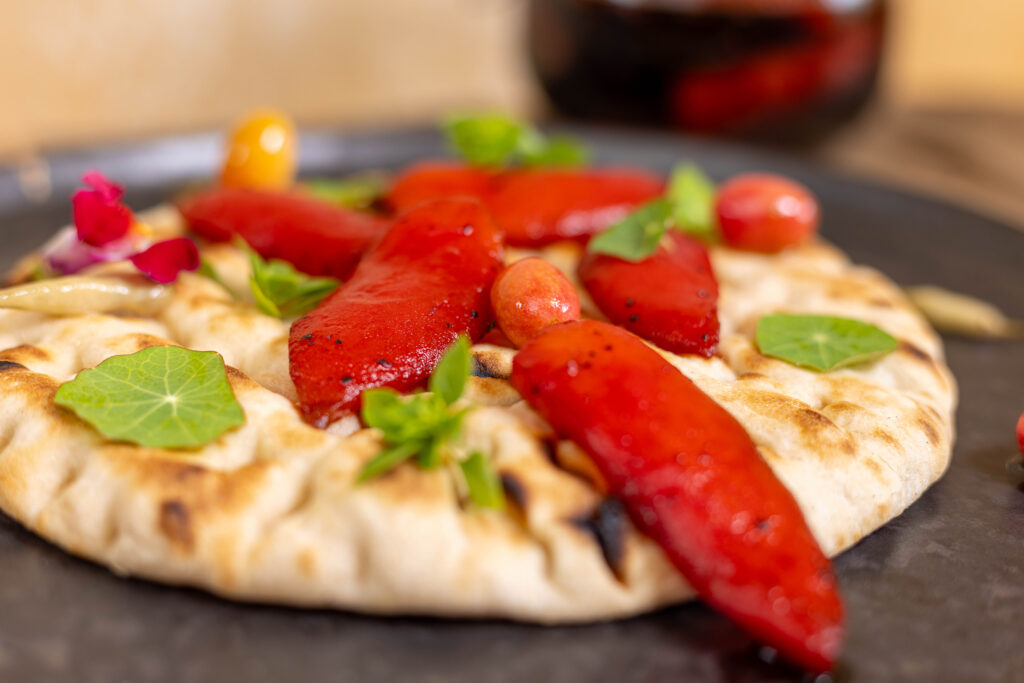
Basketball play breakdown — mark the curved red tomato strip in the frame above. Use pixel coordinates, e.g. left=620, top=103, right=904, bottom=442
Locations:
left=511, top=320, right=843, bottom=672
left=579, top=231, right=720, bottom=357
left=289, top=198, right=503, bottom=426
left=386, top=163, right=663, bottom=247
left=179, top=188, right=390, bottom=280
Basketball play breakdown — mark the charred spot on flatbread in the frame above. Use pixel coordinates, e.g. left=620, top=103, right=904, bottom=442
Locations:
left=571, top=497, right=628, bottom=581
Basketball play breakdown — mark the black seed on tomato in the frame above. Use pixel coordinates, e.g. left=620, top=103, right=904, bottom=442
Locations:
left=628, top=315, right=639, bottom=323
left=376, top=358, right=392, bottom=367
left=487, top=320, right=497, bottom=332
left=702, top=334, right=709, bottom=341
left=301, top=333, right=313, bottom=341
left=335, top=339, right=343, bottom=345
left=625, top=298, right=635, bottom=308
left=341, top=376, right=353, bottom=384
left=471, top=310, right=479, bottom=318
left=445, top=322, right=453, bottom=328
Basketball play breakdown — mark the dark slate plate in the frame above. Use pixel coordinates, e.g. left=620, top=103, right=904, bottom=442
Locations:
left=0, top=128, right=1021, bottom=683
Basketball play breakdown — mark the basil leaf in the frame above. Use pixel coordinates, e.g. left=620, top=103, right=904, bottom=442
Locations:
left=444, top=114, right=526, bottom=166
left=304, top=173, right=387, bottom=210
left=667, top=163, right=717, bottom=240
left=520, top=134, right=589, bottom=168
left=459, top=452, right=505, bottom=509
left=358, top=337, right=476, bottom=481
left=756, top=314, right=899, bottom=372
left=444, top=114, right=588, bottom=168
left=358, top=442, right=421, bottom=483
left=429, top=335, right=471, bottom=404
left=587, top=199, right=673, bottom=262
left=243, top=244, right=339, bottom=319
left=54, top=346, right=245, bottom=449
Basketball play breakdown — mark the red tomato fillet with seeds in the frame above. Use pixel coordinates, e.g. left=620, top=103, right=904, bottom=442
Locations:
left=579, top=231, right=720, bottom=357
left=179, top=188, right=390, bottom=280
left=386, top=164, right=664, bottom=247
left=289, top=198, right=503, bottom=426
left=511, top=320, right=844, bottom=672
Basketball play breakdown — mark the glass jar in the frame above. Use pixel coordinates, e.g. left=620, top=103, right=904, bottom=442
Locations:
left=528, top=0, right=888, bottom=144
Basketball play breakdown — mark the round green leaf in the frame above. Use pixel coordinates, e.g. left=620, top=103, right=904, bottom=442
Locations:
left=756, top=314, right=899, bottom=372
left=54, top=346, right=245, bottom=449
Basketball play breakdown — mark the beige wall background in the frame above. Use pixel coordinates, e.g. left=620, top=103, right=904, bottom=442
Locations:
left=0, top=0, right=1021, bottom=157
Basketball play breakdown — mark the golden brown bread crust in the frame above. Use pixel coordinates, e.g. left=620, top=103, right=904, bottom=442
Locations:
left=0, top=213, right=955, bottom=622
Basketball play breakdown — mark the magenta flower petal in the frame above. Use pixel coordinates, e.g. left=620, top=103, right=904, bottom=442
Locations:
left=81, top=170, right=125, bottom=203
left=73, top=171, right=133, bottom=247
left=130, top=238, right=200, bottom=283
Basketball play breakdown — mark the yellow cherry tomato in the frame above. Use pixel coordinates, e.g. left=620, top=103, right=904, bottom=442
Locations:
left=220, top=109, right=297, bottom=190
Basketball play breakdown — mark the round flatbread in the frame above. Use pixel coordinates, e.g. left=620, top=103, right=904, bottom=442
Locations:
left=0, top=206, right=955, bottom=622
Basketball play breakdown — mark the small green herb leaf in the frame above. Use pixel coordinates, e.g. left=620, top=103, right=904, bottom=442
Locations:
left=444, top=114, right=587, bottom=168
left=429, top=335, right=471, bottom=404
left=460, top=452, right=505, bottom=510
left=667, top=163, right=717, bottom=240
left=756, top=314, right=899, bottom=372
left=303, top=173, right=387, bottom=210
left=445, top=114, right=526, bottom=166
left=242, top=243, right=339, bottom=319
left=520, top=134, right=589, bottom=167
left=54, top=346, right=245, bottom=449
left=587, top=199, right=673, bottom=262
left=358, top=337, right=475, bottom=482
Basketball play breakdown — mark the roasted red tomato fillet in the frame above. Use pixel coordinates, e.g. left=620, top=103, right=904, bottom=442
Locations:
left=511, top=320, right=844, bottom=672
left=289, top=198, right=503, bottom=426
left=579, top=231, right=720, bottom=357
left=179, top=188, right=390, bottom=280
left=386, top=163, right=663, bottom=247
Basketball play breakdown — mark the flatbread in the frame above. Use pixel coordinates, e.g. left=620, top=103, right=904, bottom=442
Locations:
left=0, top=206, right=955, bottom=622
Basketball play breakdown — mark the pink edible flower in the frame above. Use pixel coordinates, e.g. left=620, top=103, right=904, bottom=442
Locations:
left=72, top=171, right=133, bottom=247
left=130, top=238, right=201, bottom=284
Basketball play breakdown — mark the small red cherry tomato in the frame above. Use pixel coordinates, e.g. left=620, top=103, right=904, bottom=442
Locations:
left=220, top=109, right=297, bottom=190
left=490, top=257, right=581, bottom=347
left=715, top=173, right=819, bottom=253
left=1016, top=411, right=1024, bottom=456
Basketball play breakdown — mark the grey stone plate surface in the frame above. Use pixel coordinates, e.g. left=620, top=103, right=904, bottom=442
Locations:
left=0, top=128, right=1021, bottom=683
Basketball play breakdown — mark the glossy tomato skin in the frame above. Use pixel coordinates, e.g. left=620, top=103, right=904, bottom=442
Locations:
left=289, top=198, right=503, bottom=426
left=179, top=188, right=389, bottom=280
left=1017, top=411, right=1024, bottom=456
left=491, top=257, right=581, bottom=347
left=489, top=168, right=664, bottom=246
left=385, top=163, right=663, bottom=247
left=715, top=173, right=819, bottom=253
left=578, top=231, right=719, bottom=357
left=511, top=320, right=844, bottom=673
left=220, top=110, right=297, bottom=190
left=386, top=162, right=495, bottom=214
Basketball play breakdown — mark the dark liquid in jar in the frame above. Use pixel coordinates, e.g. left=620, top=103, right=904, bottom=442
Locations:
left=528, top=0, right=887, bottom=143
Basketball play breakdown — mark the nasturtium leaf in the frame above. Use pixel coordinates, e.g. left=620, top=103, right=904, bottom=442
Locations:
left=54, top=346, right=245, bottom=449
left=358, top=338, right=474, bottom=482
left=667, top=163, right=717, bottom=241
left=587, top=198, right=673, bottom=262
left=243, top=243, right=339, bottom=319
left=756, top=314, right=899, bottom=372
left=444, top=114, right=526, bottom=166
left=303, top=174, right=387, bottom=210
left=459, top=452, right=505, bottom=510
left=429, top=335, right=471, bottom=404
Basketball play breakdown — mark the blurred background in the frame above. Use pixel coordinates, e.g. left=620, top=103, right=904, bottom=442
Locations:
left=1, top=0, right=1022, bottom=225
